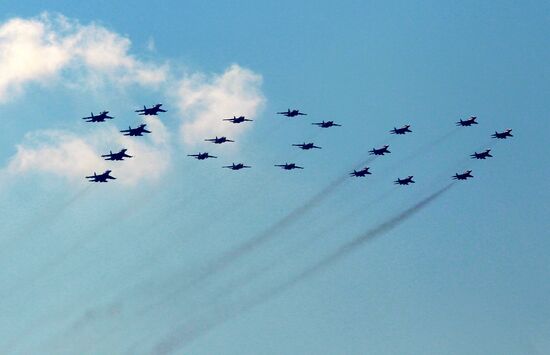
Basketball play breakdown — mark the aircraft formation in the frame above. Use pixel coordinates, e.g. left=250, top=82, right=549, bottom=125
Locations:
left=82, top=104, right=512, bottom=184
left=83, top=104, right=165, bottom=182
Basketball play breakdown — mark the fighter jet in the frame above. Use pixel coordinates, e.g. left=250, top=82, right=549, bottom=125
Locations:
left=82, top=111, right=114, bottom=123
left=312, top=121, right=341, bottom=128
left=394, top=176, right=415, bottom=185
left=275, top=163, right=303, bottom=170
left=188, top=152, right=217, bottom=160
left=350, top=167, right=371, bottom=177
left=390, top=125, right=412, bottom=135
left=205, top=136, right=234, bottom=144
left=292, top=142, right=321, bottom=150
left=135, top=104, right=166, bottom=116
left=101, top=149, right=133, bottom=161
left=456, top=116, right=478, bottom=127
left=85, top=170, right=116, bottom=183
left=223, top=115, right=252, bottom=124
left=120, top=124, right=151, bottom=136
left=369, top=145, right=391, bottom=156
left=452, top=170, right=473, bottom=180
left=492, top=129, right=513, bottom=139
left=277, top=109, right=307, bottom=117
left=223, top=163, right=251, bottom=170
left=470, top=149, right=493, bottom=160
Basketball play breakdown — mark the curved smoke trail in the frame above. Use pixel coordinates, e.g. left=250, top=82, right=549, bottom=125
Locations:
left=152, top=183, right=455, bottom=354
left=147, top=156, right=377, bottom=311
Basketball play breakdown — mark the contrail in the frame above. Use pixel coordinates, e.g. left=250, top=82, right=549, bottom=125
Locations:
left=147, top=156, right=377, bottom=311
left=151, top=183, right=454, bottom=354
left=208, top=186, right=397, bottom=306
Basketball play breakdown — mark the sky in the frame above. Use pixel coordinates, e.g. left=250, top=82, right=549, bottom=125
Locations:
left=0, top=1, right=548, bottom=354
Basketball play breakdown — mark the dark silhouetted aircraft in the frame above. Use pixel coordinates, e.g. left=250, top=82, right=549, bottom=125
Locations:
left=223, top=115, right=252, bottom=123
left=275, top=163, right=303, bottom=170
left=223, top=163, right=251, bottom=170
left=120, top=124, right=151, bottom=136
left=394, top=176, right=415, bottom=185
left=369, top=145, right=391, bottom=155
left=292, top=142, right=321, bottom=150
left=205, top=136, right=234, bottom=144
left=312, top=121, right=341, bottom=128
left=102, top=149, right=132, bottom=161
left=470, top=149, right=493, bottom=160
left=492, top=129, right=513, bottom=139
left=350, top=167, right=371, bottom=177
left=452, top=170, right=473, bottom=180
left=135, top=104, right=166, bottom=115
left=390, top=125, right=412, bottom=135
left=188, top=152, right=217, bottom=160
left=456, top=116, right=478, bottom=126
left=86, top=170, right=116, bottom=182
left=82, top=111, right=113, bottom=122
left=277, top=109, right=307, bottom=117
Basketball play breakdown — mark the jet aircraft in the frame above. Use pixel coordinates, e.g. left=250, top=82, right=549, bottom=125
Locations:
left=85, top=170, right=116, bottom=183
left=312, top=121, right=341, bottom=128
left=120, top=124, right=151, bottom=136
left=452, top=170, right=473, bottom=180
left=390, top=125, right=412, bottom=135
left=277, top=109, right=307, bottom=117
left=470, top=149, right=493, bottom=160
left=82, top=111, right=113, bottom=122
left=369, top=145, right=391, bottom=155
left=275, top=163, right=303, bottom=170
left=223, top=163, right=251, bottom=170
left=456, top=116, right=478, bottom=126
left=350, top=167, right=371, bottom=177
left=188, top=152, right=217, bottom=160
left=292, top=142, right=321, bottom=150
left=135, top=104, right=166, bottom=116
left=102, top=149, right=133, bottom=161
left=205, top=136, right=234, bottom=144
left=223, top=116, right=252, bottom=123
left=394, top=176, right=415, bottom=185
left=492, top=129, right=513, bottom=139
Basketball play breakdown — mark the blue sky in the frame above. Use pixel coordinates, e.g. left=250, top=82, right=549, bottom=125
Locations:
left=0, top=1, right=548, bottom=354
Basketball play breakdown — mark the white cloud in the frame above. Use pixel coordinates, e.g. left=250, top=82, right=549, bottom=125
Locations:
left=4, top=118, right=171, bottom=186
left=174, top=64, right=265, bottom=147
left=0, top=13, right=168, bottom=101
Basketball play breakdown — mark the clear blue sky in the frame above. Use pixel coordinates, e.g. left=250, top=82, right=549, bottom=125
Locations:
left=0, top=1, right=548, bottom=354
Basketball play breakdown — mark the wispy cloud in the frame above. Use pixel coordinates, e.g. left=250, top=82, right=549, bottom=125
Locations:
left=0, top=13, right=167, bottom=101
left=4, top=117, right=171, bottom=186
left=174, top=64, right=265, bottom=147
